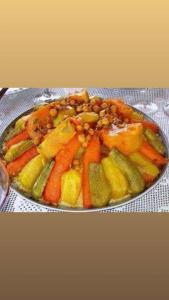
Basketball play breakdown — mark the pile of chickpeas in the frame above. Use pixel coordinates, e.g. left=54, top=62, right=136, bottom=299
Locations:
left=33, top=92, right=125, bottom=152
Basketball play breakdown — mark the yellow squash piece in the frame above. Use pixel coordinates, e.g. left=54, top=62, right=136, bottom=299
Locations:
left=78, top=112, right=99, bottom=123
left=61, top=169, right=81, bottom=207
left=38, top=120, right=75, bottom=159
left=18, top=154, right=46, bottom=192
left=102, top=157, right=129, bottom=200
left=129, top=152, right=160, bottom=178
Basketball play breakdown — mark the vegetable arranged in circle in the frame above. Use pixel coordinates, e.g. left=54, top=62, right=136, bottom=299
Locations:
left=1, top=90, right=168, bottom=209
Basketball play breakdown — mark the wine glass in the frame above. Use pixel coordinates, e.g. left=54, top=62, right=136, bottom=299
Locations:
left=63, top=88, right=83, bottom=96
left=127, top=88, right=158, bottom=115
left=32, top=88, right=64, bottom=106
left=163, top=88, right=169, bottom=116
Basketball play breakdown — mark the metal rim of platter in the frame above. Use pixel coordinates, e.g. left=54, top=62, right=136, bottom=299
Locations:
left=0, top=103, right=168, bottom=213
left=0, top=159, right=9, bottom=210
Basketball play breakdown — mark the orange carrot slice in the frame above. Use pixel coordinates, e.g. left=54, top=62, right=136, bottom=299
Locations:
left=5, top=130, right=30, bottom=149
left=6, top=146, right=38, bottom=176
left=139, top=141, right=167, bottom=166
left=43, top=134, right=81, bottom=204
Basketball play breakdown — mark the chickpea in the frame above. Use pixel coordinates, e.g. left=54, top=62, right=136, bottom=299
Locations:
left=76, top=124, right=83, bottom=132
left=97, top=120, right=103, bottom=128
left=50, top=108, right=57, bottom=117
left=88, top=128, right=94, bottom=135
left=102, top=118, right=109, bottom=126
left=93, top=105, right=100, bottom=113
left=101, top=102, right=108, bottom=109
left=76, top=106, right=82, bottom=113
left=82, top=105, right=89, bottom=112
left=90, top=99, right=96, bottom=105
left=70, top=99, right=75, bottom=105
left=83, top=123, right=90, bottom=131
left=99, top=110, right=106, bottom=117
left=78, top=134, right=86, bottom=143
left=47, top=123, right=52, bottom=129
left=63, top=114, right=69, bottom=119
left=73, top=159, right=80, bottom=166
left=33, top=136, right=41, bottom=145
left=82, top=141, right=88, bottom=148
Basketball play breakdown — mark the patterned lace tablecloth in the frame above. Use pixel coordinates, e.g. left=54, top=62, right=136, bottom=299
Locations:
left=0, top=88, right=169, bottom=212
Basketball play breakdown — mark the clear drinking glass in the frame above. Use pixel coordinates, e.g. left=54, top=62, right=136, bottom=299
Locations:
left=63, top=88, right=83, bottom=96
left=32, top=88, right=84, bottom=106
left=163, top=89, right=169, bottom=116
left=131, top=89, right=158, bottom=115
left=32, top=88, right=59, bottom=105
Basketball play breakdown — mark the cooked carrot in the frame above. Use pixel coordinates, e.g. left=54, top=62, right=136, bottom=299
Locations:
left=131, top=119, right=158, bottom=133
left=5, top=130, right=30, bottom=149
left=139, top=141, right=168, bottom=166
left=142, top=173, right=155, bottom=184
left=69, top=117, right=82, bottom=126
left=111, top=99, right=133, bottom=118
left=82, top=135, right=101, bottom=208
left=26, top=105, right=51, bottom=139
left=6, top=146, right=38, bottom=176
left=43, top=134, right=81, bottom=204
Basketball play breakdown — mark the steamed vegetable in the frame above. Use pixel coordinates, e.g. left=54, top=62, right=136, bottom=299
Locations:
left=5, top=130, right=30, bottom=149
left=144, top=128, right=165, bottom=154
left=43, top=134, right=81, bottom=204
left=26, top=105, right=51, bottom=140
left=18, top=154, right=46, bottom=192
left=131, top=111, right=144, bottom=121
left=2, top=91, right=168, bottom=209
left=68, top=89, right=90, bottom=103
left=32, top=160, right=55, bottom=200
left=38, top=119, right=75, bottom=159
left=6, top=146, right=38, bottom=176
left=131, top=119, right=159, bottom=133
left=110, top=149, right=145, bottom=194
left=61, top=169, right=81, bottom=207
left=129, top=151, right=160, bottom=183
left=111, top=99, right=133, bottom=118
left=89, top=163, right=111, bottom=208
left=82, top=135, right=101, bottom=208
left=101, top=123, right=143, bottom=155
left=78, top=112, right=99, bottom=123
left=4, top=116, right=29, bottom=142
left=140, top=141, right=167, bottom=166
left=4, top=140, right=33, bottom=162
left=102, top=157, right=129, bottom=199
left=53, top=107, right=75, bottom=127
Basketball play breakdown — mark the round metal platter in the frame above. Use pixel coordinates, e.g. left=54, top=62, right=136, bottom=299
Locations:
left=0, top=104, right=168, bottom=213
left=0, top=159, right=9, bottom=210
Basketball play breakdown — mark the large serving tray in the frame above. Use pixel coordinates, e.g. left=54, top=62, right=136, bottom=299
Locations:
left=0, top=103, right=168, bottom=213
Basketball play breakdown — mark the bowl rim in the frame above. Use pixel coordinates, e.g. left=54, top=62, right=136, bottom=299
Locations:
left=0, top=103, right=168, bottom=213
left=0, top=159, right=9, bottom=210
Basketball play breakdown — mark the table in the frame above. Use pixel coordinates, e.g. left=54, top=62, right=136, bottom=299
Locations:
left=0, top=88, right=169, bottom=212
